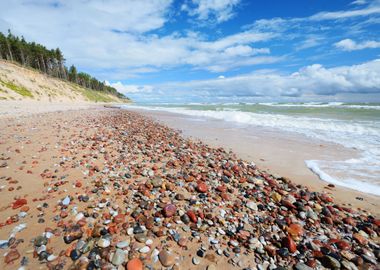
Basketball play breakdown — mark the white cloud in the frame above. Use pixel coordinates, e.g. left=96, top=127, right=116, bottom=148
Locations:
left=182, top=0, right=240, bottom=23
left=106, top=81, right=153, bottom=93
left=351, top=0, right=367, bottom=5
left=0, top=0, right=276, bottom=78
left=335, top=38, right=380, bottom=51
left=310, top=3, right=380, bottom=21
left=133, top=59, right=380, bottom=100
left=296, top=36, right=325, bottom=51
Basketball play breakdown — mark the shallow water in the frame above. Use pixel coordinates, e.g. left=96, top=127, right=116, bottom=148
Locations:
left=123, top=102, right=380, bottom=196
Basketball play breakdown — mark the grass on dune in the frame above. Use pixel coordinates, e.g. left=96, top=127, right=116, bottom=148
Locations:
left=0, top=79, right=33, bottom=98
left=81, top=88, right=116, bottom=103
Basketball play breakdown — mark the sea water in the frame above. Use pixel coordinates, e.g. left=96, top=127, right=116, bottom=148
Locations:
left=123, top=102, right=380, bottom=196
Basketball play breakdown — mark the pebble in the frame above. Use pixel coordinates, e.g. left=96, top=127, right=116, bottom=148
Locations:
left=116, top=241, right=129, bottom=248
left=159, top=249, right=175, bottom=267
left=97, top=238, right=110, bottom=248
left=207, top=264, right=217, bottom=270
left=127, top=258, right=143, bottom=270
left=163, top=204, right=177, bottom=217
left=111, top=249, right=125, bottom=265
left=192, top=257, right=200, bottom=265
left=62, top=196, right=70, bottom=206
left=139, top=246, right=150, bottom=253
left=4, top=249, right=20, bottom=264
left=47, top=254, right=58, bottom=262
left=246, top=201, right=258, bottom=211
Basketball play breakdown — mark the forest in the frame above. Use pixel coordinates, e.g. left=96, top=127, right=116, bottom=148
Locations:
left=0, top=30, right=127, bottom=99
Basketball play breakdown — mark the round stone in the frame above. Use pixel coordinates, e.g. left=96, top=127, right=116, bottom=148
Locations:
left=111, top=249, right=126, bottom=266
left=139, top=246, right=150, bottom=253
left=127, top=258, right=143, bottom=270
left=163, top=204, right=177, bottom=218
left=197, top=182, right=208, bottom=193
left=247, top=201, right=258, bottom=211
left=207, top=264, right=217, bottom=270
left=117, top=241, right=129, bottom=249
left=159, top=249, right=175, bottom=267
left=192, top=257, right=200, bottom=265
left=97, top=238, right=110, bottom=248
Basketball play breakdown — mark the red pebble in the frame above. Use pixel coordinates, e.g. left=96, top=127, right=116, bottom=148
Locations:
left=282, top=235, right=297, bottom=253
left=162, top=204, right=176, bottom=218
left=216, top=185, right=227, bottom=193
left=353, top=233, right=368, bottom=245
left=75, top=181, right=82, bottom=188
left=127, top=258, right=143, bottom=270
left=336, top=240, right=351, bottom=250
left=113, top=214, right=125, bottom=224
left=187, top=210, right=197, bottom=223
left=196, top=182, right=208, bottom=193
left=12, top=199, right=27, bottom=209
left=287, top=223, right=304, bottom=238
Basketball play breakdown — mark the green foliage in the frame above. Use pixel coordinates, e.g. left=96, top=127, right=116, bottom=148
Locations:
left=0, top=79, right=33, bottom=97
left=0, top=30, right=128, bottom=101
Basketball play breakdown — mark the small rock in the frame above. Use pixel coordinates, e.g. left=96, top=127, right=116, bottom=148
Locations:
left=192, top=257, right=200, bottom=265
left=4, top=249, right=20, bottom=264
left=159, top=249, right=175, bottom=267
left=97, top=238, right=110, bottom=248
left=127, top=258, right=143, bottom=270
left=163, top=204, right=177, bottom=218
left=247, top=201, right=258, bottom=211
left=111, top=249, right=125, bottom=266
left=139, top=246, right=150, bottom=253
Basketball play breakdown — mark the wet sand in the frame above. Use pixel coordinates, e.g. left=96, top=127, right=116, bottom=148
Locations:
left=133, top=109, right=380, bottom=216
left=0, top=107, right=379, bottom=270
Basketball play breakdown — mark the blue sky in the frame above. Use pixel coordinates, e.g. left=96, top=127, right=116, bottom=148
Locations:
left=0, top=0, right=380, bottom=103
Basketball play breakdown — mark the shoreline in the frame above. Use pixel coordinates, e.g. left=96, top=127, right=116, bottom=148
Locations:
left=131, top=108, right=380, bottom=216
left=0, top=107, right=379, bottom=269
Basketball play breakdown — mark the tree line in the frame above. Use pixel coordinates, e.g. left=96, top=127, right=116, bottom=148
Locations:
left=0, top=30, right=126, bottom=99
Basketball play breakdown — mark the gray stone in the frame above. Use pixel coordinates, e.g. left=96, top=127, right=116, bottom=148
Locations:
left=111, top=249, right=125, bottom=266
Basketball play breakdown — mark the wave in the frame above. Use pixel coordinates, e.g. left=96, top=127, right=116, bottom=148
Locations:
left=258, top=102, right=380, bottom=110
left=124, top=104, right=380, bottom=196
left=306, top=160, right=380, bottom=196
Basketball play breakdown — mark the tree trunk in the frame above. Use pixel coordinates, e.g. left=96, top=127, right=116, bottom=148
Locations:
left=5, top=40, right=13, bottom=61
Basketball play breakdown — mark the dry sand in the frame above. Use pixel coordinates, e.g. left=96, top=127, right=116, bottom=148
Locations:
left=0, top=100, right=103, bottom=119
left=133, top=109, right=380, bottom=216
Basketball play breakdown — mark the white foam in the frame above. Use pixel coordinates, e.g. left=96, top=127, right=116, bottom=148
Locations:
left=123, top=104, right=380, bottom=196
left=258, top=102, right=380, bottom=110
left=306, top=160, right=380, bottom=196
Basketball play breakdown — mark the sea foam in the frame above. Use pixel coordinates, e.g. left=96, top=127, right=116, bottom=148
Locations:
left=124, top=104, right=380, bottom=196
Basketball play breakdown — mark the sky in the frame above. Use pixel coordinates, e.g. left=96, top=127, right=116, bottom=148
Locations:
left=0, top=0, right=380, bottom=103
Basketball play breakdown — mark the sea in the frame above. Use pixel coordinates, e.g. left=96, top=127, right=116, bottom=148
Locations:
left=122, top=102, right=380, bottom=196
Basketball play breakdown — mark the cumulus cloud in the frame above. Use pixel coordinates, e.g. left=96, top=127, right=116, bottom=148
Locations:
left=106, top=81, right=153, bottom=93
left=182, top=0, right=240, bottom=23
left=334, top=38, right=380, bottom=51
left=129, top=59, right=380, bottom=101
left=0, top=0, right=276, bottom=77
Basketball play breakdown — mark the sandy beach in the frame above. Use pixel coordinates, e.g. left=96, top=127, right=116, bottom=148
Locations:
left=0, top=107, right=379, bottom=270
